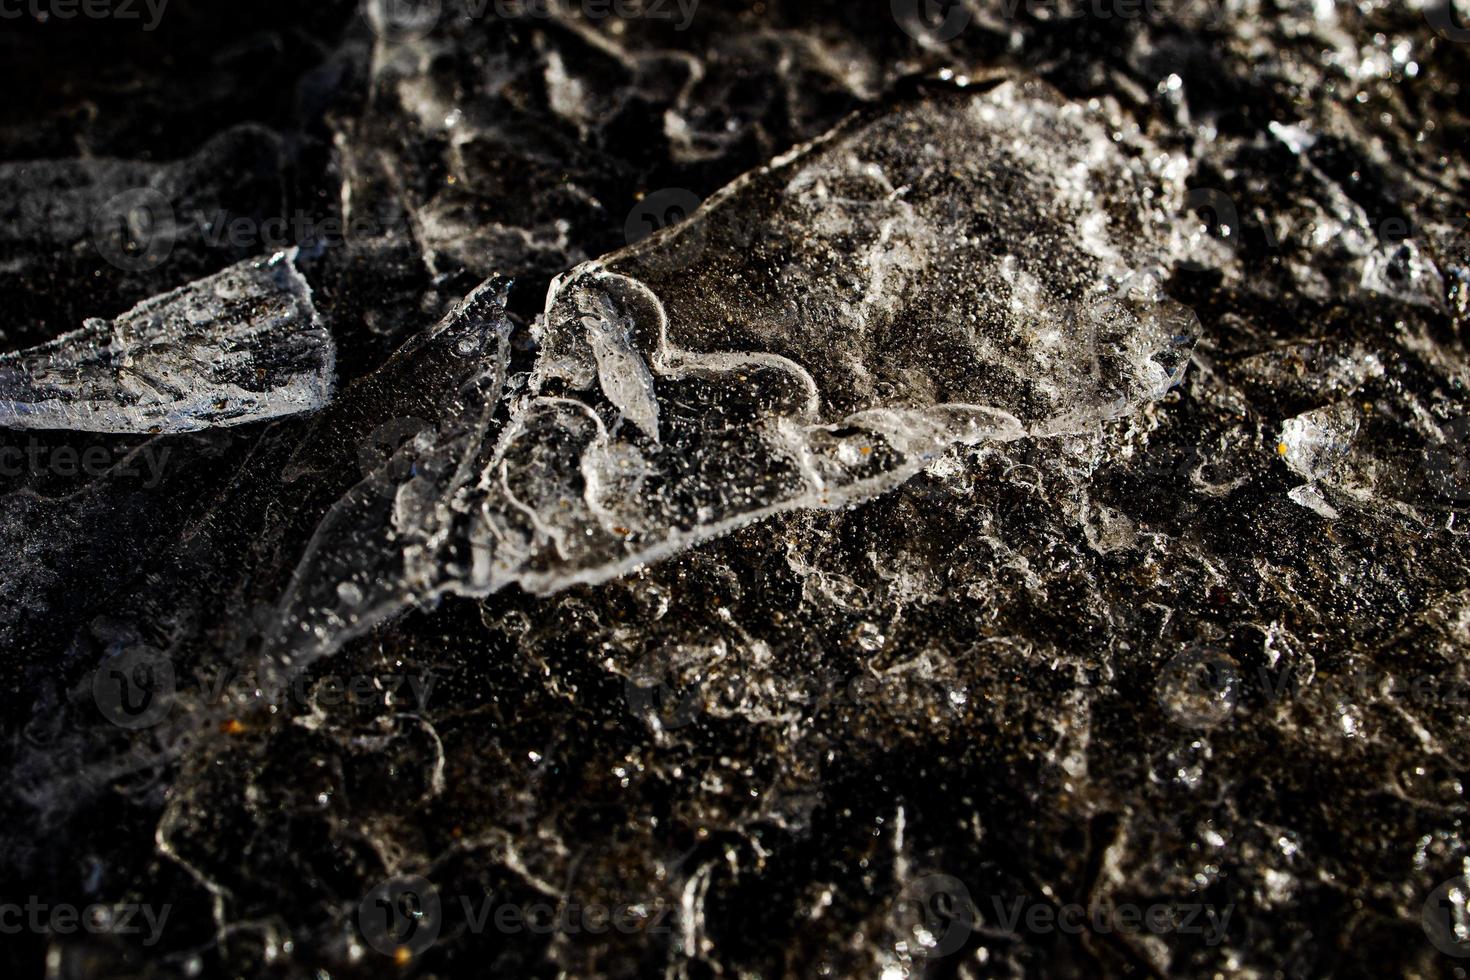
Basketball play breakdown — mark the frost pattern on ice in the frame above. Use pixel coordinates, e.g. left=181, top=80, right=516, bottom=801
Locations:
left=0, top=250, right=334, bottom=433
left=271, top=78, right=1198, bottom=664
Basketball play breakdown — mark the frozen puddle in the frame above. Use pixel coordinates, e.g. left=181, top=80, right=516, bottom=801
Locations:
left=0, top=250, right=333, bottom=433
left=273, top=77, right=1199, bottom=663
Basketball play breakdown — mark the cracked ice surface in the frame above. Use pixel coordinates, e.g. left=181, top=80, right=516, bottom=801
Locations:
left=0, top=251, right=334, bottom=433
left=273, top=78, right=1197, bottom=663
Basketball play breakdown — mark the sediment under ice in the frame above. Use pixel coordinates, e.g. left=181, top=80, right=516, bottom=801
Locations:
left=10, top=4, right=1470, bottom=977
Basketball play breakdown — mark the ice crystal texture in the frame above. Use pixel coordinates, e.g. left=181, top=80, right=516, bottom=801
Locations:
left=2, top=3, right=1469, bottom=980
left=270, top=79, right=1196, bottom=666
left=0, top=251, right=333, bottom=433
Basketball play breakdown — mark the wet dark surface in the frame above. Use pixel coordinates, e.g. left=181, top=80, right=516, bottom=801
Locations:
left=1, top=1, right=1469, bottom=977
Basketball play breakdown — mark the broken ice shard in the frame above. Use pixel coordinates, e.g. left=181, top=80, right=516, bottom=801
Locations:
left=270, top=75, right=1198, bottom=664
left=0, top=250, right=334, bottom=433
left=463, top=76, right=1199, bottom=594
left=265, top=278, right=513, bottom=667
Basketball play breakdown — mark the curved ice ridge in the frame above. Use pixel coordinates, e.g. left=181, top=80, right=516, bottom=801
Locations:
left=268, top=77, right=1200, bottom=667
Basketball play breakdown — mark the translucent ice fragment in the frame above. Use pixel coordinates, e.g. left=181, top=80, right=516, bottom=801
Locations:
left=462, top=77, right=1197, bottom=594
left=265, top=279, right=513, bottom=667
left=1360, top=239, right=1446, bottom=309
left=1287, top=484, right=1341, bottom=520
left=269, top=77, right=1198, bottom=664
left=1276, top=397, right=1470, bottom=514
left=1279, top=402, right=1361, bottom=485
left=0, top=251, right=334, bottom=433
